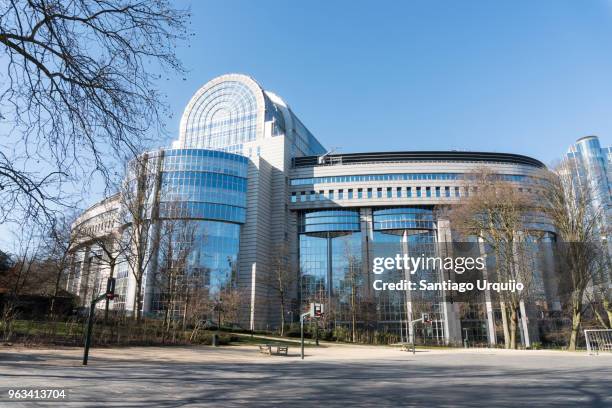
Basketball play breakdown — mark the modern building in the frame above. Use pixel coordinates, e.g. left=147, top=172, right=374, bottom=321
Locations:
left=67, top=74, right=556, bottom=346
left=565, top=135, right=612, bottom=236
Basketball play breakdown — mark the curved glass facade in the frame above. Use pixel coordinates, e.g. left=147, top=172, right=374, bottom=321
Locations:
left=298, top=209, right=363, bottom=320
left=181, top=80, right=259, bottom=153
left=151, top=219, right=240, bottom=317
left=298, top=209, right=360, bottom=234
left=149, top=148, right=247, bottom=316
left=373, top=207, right=434, bottom=231
left=158, top=149, right=248, bottom=224
left=569, top=136, right=611, bottom=229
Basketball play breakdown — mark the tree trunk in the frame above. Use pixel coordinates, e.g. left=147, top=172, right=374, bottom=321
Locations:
left=509, top=306, right=518, bottom=349
left=49, top=260, right=65, bottom=318
left=591, top=301, right=611, bottom=330
left=568, top=296, right=582, bottom=351
left=351, top=284, right=357, bottom=343
left=133, top=278, right=143, bottom=321
left=279, top=298, right=285, bottom=337
left=500, top=301, right=511, bottom=349
left=603, top=296, right=612, bottom=329
left=104, top=263, right=116, bottom=323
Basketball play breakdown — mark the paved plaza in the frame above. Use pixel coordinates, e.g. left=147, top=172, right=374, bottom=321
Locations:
left=0, top=344, right=611, bottom=407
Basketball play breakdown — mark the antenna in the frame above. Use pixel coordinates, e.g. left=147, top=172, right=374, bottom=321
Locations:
left=318, top=147, right=341, bottom=164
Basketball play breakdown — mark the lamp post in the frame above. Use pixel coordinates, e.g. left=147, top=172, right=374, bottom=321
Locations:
left=216, top=298, right=222, bottom=331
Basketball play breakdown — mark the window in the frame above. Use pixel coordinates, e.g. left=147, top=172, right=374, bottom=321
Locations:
left=387, top=187, right=392, bottom=198
left=319, top=190, right=325, bottom=201
left=464, top=186, right=470, bottom=197
left=426, top=187, right=431, bottom=198
left=329, top=190, right=334, bottom=200
left=348, top=189, right=353, bottom=199
left=416, top=187, right=421, bottom=198
left=445, top=186, right=450, bottom=197
left=407, top=187, right=412, bottom=198
left=338, top=189, right=344, bottom=200
left=310, top=191, right=316, bottom=201
left=367, top=188, right=373, bottom=199
left=435, top=186, right=441, bottom=198
left=377, top=188, right=383, bottom=198
left=358, top=188, right=363, bottom=199
left=396, top=187, right=402, bottom=198
left=291, top=192, right=297, bottom=203
left=300, top=192, right=306, bottom=202
left=454, top=187, right=460, bottom=197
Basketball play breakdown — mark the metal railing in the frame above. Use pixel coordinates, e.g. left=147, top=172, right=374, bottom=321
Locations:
left=584, top=329, right=612, bottom=355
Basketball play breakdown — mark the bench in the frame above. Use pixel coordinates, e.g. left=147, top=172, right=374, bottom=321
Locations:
left=258, top=343, right=289, bottom=356
left=399, top=343, right=413, bottom=352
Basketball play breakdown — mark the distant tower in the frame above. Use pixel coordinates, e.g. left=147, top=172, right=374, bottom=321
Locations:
left=565, top=135, right=612, bottom=237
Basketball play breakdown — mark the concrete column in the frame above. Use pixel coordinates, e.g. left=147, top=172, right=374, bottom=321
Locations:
left=250, top=263, right=256, bottom=331
left=519, top=300, right=531, bottom=348
left=512, top=233, right=532, bottom=348
left=401, top=230, right=414, bottom=343
left=359, top=208, right=373, bottom=297
left=437, top=219, right=462, bottom=346
left=478, top=237, right=498, bottom=346
left=141, top=223, right=161, bottom=315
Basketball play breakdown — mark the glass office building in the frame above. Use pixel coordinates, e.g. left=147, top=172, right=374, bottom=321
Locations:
left=566, top=135, right=612, bottom=236
left=68, top=74, right=555, bottom=346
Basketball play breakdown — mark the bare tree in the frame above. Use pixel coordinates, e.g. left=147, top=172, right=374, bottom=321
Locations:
left=339, top=236, right=361, bottom=342
left=43, top=213, right=79, bottom=317
left=450, top=168, right=538, bottom=349
left=590, top=248, right=612, bottom=329
left=219, top=287, right=243, bottom=327
left=153, top=216, right=196, bottom=334
left=73, top=219, right=126, bottom=322
left=120, top=154, right=158, bottom=321
left=0, top=0, right=188, bottom=225
left=263, top=243, right=296, bottom=336
left=185, top=284, right=213, bottom=342
left=538, top=163, right=604, bottom=350
left=0, top=225, right=43, bottom=340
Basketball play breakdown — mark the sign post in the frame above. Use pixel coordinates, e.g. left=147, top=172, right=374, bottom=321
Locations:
left=300, top=312, right=308, bottom=360
left=83, top=277, right=115, bottom=366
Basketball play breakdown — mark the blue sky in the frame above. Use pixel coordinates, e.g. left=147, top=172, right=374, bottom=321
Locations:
left=3, top=1, right=612, bottom=246
left=157, top=0, right=612, bottom=162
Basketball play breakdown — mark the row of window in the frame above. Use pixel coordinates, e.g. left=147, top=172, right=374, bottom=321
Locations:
left=161, top=171, right=247, bottom=192
left=291, top=186, right=464, bottom=203
left=163, top=148, right=249, bottom=161
left=162, top=155, right=247, bottom=178
left=290, top=173, right=530, bottom=186
left=190, top=113, right=257, bottom=130
left=158, top=201, right=246, bottom=224
left=297, top=208, right=439, bottom=233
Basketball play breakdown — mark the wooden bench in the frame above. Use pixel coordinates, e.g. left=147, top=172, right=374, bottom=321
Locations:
left=258, top=344, right=272, bottom=354
left=276, top=345, right=289, bottom=356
